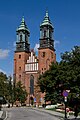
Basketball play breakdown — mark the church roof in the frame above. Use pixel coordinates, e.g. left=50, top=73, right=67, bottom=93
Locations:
left=40, top=11, right=53, bottom=28
left=16, top=16, right=30, bottom=33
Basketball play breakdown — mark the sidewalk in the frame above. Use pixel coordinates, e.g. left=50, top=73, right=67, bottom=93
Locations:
left=0, top=111, right=3, bottom=118
left=31, top=107, right=80, bottom=120
left=0, top=107, right=80, bottom=120
left=0, top=110, right=7, bottom=120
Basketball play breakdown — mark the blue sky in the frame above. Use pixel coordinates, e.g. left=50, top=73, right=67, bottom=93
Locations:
left=0, top=0, right=80, bottom=76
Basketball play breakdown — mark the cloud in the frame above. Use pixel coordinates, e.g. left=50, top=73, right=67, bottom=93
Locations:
left=54, top=40, right=60, bottom=47
left=34, top=41, right=60, bottom=52
left=34, top=43, right=39, bottom=52
left=13, top=41, right=16, bottom=50
left=0, top=49, right=10, bottom=59
left=13, top=41, right=16, bottom=47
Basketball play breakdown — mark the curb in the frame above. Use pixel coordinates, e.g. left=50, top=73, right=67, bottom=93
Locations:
left=31, top=107, right=64, bottom=119
left=30, top=107, right=80, bottom=120
left=1, top=111, right=7, bottom=120
left=0, top=111, right=3, bottom=120
left=4, top=111, right=7, bottom=120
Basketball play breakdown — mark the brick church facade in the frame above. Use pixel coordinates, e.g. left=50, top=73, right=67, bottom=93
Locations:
left=14, top=11, right=56, bottom=106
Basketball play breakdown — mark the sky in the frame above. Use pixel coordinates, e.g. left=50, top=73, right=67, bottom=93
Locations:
left=0, top=0, right=80, bottom=76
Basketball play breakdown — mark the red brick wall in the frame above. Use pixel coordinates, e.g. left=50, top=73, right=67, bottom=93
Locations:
left=14, top=48, right=56, bottom=105
left=38, top=48, right=56, bottom=74
left=14, top=52, right=30, bottom=84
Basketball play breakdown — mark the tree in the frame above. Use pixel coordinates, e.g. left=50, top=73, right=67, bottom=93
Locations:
left=15, top=81, right=28, bottom=105
left=60, top=46, right=80, bottom=95
left=0, top=72, right=28, bottom=106
left=7, top=75, right=14, bottom=105
left=37, top=46, right=80, bottom=105
left=0, top=72, right=8, bottom=98
left=38, top=62, right=62, bottom=104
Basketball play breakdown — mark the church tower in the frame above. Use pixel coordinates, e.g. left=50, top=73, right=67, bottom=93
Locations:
left=14, top=17, right=30, bottom=84
left=38, top=11, right=56, bottom=74
left=13, top=11, right=56, bottom=105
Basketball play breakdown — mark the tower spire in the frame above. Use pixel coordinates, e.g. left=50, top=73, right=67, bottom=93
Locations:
left=46, top=10, right=48, bottom=17
left=16, top=16, right=30, bottom=34
left=40, top=10, right=53, bottom=28
left=39, top=11, right=54, bottom=50
left=15, top=17, right=30, bottom=52
left=22, top=16, right=25, bottom=23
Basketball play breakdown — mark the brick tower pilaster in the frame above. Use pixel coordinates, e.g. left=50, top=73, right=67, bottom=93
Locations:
left=14, top=17, right=30, bottom=85
left=38, top=11, right=56, bottom=74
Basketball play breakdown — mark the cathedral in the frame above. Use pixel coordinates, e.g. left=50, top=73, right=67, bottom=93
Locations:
left=14, top=11, right=56, bottom=106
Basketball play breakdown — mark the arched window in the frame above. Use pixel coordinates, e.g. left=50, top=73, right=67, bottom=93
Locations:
left=49, top=31, right=52, bottom=38
left=44, top=30, right=46, bottom=37
left=20, top=34, right=22, bottom=41
left=30, top=75, right=34, bottom=95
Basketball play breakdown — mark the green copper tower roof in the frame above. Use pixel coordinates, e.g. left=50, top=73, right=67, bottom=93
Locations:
left=16, top=16, right=30, bottom=33
left=40, top=11, right=53, bottom=28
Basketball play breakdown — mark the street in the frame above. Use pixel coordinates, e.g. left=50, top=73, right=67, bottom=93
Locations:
left=4, top=107, right=60, bottom=120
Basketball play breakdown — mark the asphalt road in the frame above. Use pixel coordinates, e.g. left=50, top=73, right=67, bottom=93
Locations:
left=5, top=107, right=60, bottom=120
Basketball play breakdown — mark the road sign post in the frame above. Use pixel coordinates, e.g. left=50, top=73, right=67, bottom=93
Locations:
left=0, top=96, right=3, bottom=111
left=62, top=90, right=69, bottom=119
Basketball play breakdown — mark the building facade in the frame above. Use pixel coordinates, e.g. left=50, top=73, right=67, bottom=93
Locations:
left=14, top=11, right=56, bottom=106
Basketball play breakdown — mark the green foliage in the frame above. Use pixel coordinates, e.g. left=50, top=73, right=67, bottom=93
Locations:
left=0, top=73, right=14, bottom=104
left=0, top=72, right=8, bottom=98
left=14, top=81, right=28, bottom=104
left=7, top=75, right=15, bottom=105
left=37, top=46, right=80, bottom=105
left=0, top=72, right=28, bottom=105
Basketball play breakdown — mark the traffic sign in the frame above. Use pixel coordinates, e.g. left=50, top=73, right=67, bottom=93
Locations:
left=34, top=98, right=36, bottom=102
left=62, top=90, right=69, bottom=97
